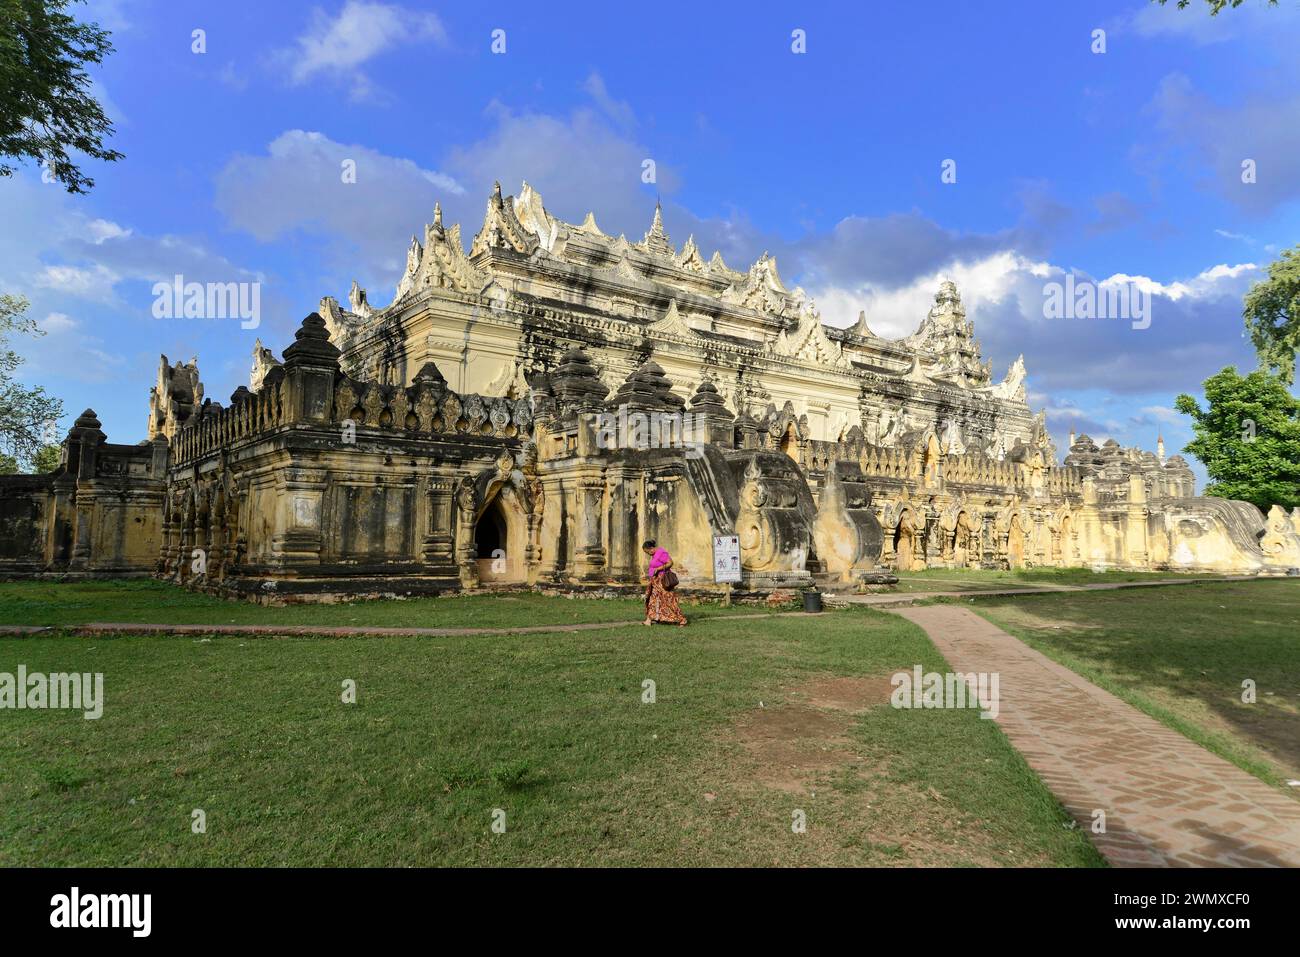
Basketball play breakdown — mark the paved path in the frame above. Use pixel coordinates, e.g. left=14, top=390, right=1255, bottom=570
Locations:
left=891, top=604, right=1300, bottom=867
left=837, top=575, right=1258, bottom=608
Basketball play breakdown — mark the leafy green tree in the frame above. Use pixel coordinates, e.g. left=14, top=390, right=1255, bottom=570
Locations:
left=0, top=293, right=64, bottom=470
left=32, top=441, right=61, bottom=472
left=0, top=453, right=18, bottom=475
left=1155, top=0, right=1278, bottom=13
left=1175, top=367, right=1300, bottom=511
left=1243, top=244, right=1300, bottom=386
left=0, top=0, right=123, bottom=193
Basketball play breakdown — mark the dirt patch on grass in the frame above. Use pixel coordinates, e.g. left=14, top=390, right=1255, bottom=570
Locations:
left=673, top=672, right=1080, bottom=866
left=727, top=674, right=896, bottom=794
left=732, top=707, right=858, bottom=793
left=714, top=674, right=1030, bottom=864
left=796, top=675, right=896, bottom=713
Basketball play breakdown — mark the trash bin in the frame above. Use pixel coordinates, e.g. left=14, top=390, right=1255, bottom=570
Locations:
left=802, top=590, right=823, bottom=613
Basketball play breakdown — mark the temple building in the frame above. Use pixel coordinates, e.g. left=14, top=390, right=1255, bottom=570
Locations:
left=2, top=182, right=1298, bottom=597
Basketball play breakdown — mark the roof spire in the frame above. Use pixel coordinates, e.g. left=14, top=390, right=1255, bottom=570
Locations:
left=643, top=196, right=671, bottom=253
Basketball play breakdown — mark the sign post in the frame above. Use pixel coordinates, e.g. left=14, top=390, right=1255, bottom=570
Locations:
left=712, top=534, right=741, bottom=606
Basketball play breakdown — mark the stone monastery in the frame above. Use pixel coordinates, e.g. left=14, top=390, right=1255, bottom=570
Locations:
left=2, top=182, right=1298, bottom=596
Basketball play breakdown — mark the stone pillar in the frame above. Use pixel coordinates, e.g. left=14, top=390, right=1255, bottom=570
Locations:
left=454, top=477, right=480, bottom=587
left=421, top=477, right=456, bottom=570
left=208, top=486, right=227, bottom=581
left=574, top=476, right=607, bottom=581
left=157, top=495, right=174, bottom=577
left=1126, top=474, right=1149, bottom=567
left=270, top=467, right=328, bottom=571
left=281, top=312, right=341, bottom=424
left=523, top=474, right=546, bottom=583
left=65, top=409, right=106, bottom=571
left=606, top=467, right=641, bottom=581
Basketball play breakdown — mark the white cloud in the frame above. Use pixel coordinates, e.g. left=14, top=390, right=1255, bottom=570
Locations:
left=282, top=1, right=448, bottom=101
left=33, top=263, right=120, bottom=301
left=86, top=219, right=131, bottom=244
left=40, top=312, right=78, bottom=333
left=214, top=130, right=464, bottom=291
left=811, top=251, right=1045, bottom=339
left=582, top=72, right=636, bottom=129
left=1102, top=262, right=1256, bottom=301
left=1214, top=228, right=1253, bottom=243
left=1138, top=404, right=1183, bottom=425
left=444, top=101, right=679, bottom=240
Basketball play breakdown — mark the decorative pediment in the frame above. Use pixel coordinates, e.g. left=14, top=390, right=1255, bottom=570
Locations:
left=513, top=181, right=561, bottom=252
left=394, top=235, right=423, bottom=301
left=896, top=354, right=933, bottom=385
left=773, top=314, right=849, bottom=369
left=849, top=310, right=875, bottom=337
left=318, top=295, right=361, bottom=343
left=614, top=249, right=643, bottom=281
left=720, top=252, right=794, bottom=315
left=677, top=235, right=707, bottom=272
left=988, top=354, right=1027, bottom=401
left=470, top=182, right=539, bottom=258
left=393, top=204, right=485, bottom=302
left=485, top=360, right=530, bottom=399
left=645, top=299, right=696, bottom=339
left=348, top=280, right=374, bottom=318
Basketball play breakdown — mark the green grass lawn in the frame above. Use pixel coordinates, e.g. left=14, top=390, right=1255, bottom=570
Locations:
left=0, top=579, right=765, bottom=630
left=888, top=566, right=1212, bottom=593
left=0, top=599, right=1102, bottom=867
left=969, top=580, right=1300, bottom=792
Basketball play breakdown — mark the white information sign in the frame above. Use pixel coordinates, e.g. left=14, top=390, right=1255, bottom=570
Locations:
left=712, top=534, right=741, bottom=584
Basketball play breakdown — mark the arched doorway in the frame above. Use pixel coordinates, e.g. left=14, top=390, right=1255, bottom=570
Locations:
left=474, top=497, right=519, bottom=583
left=1007, top=514, right=1026, bottom=569
left=1059, top=514, right=1073, bottom=565
left=953, top=512, right=972, bottom=568
left=893, top=512, right=916, bottom=571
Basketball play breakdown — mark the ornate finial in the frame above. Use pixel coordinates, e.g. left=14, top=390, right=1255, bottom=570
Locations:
left=492, top=181, right=503, bottom=201
left=413, top=361, right=447, bottom=389
left=434, top=202, right=443, bottom=228
left=643, top=197, right=671, bottom=252
left=282, top=312, right=342, bottom=367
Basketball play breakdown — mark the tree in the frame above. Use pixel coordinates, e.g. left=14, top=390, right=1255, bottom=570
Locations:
left=0, top=293, right=64, bottom=470
left=1243, top=244, right=1300, bottom=386
left=1175, top=367, right=1300, bottom=512
left=0, top=0, right=123, bottom=193
left=32, top=441, right=61, bottom=472
left=1155, top=0, right=1279, bottom=12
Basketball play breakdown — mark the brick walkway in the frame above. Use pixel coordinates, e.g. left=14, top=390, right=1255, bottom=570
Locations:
left=891, top=605, right=1300, bottom=867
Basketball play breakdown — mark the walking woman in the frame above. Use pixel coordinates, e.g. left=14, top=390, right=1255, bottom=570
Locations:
left=642, top=539, right=687, bottom=627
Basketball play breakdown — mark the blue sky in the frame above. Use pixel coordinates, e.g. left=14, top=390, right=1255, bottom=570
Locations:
left=3, top=0, right=1299, bottom=484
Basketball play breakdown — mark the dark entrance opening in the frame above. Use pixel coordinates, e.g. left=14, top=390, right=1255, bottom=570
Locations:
left=474, top=498, right=506, bottom=560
